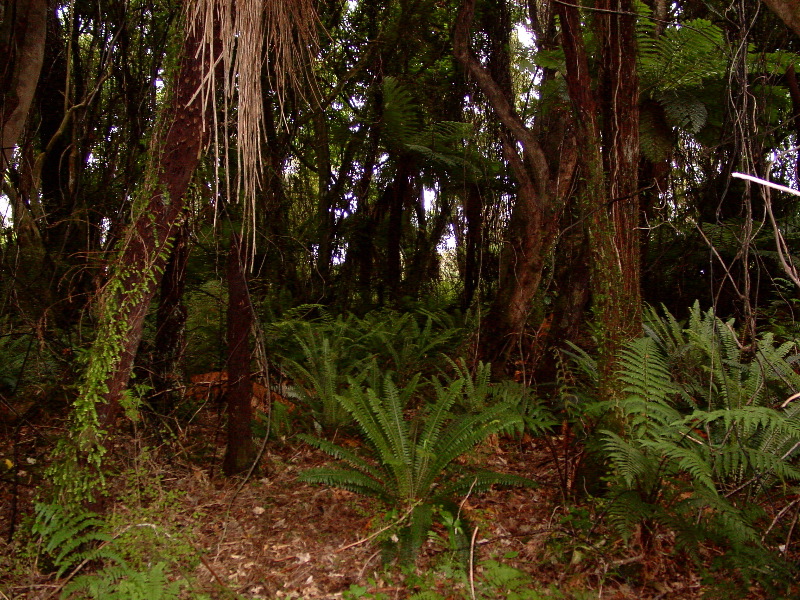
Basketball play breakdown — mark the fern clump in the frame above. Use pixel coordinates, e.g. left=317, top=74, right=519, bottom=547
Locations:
left=298, top=367, right=536, bottom=563
left=270, top=308, right=466, bottom=431
left=588, top=303, right=800, bottom=589
left=32, top=503, right=120, bottom=578
left=61, top=561, right=183, bottom=600
left=31, top=503, right=190, bottom=600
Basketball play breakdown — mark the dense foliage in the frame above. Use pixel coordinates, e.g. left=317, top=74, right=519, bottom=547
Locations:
left=3, top=0, right=800, bottom=597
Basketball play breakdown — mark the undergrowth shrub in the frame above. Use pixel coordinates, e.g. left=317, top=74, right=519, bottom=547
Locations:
left=31, top=502, right=194, bottom=599
left=268, top=307, right=467, bottom=431
left=298, top=365, right=540, bottom=564
left=570, top=303, right=800, bottom=592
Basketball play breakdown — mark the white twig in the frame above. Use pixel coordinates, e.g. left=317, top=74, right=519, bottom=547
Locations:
left=732, top=172, right=800, bottom=291
left=335, top=504, right=417, bottom=553
left=732, top=172, right=800, bottom=197
left=469, top=525, right=479, bottom=600
left=781, top=392, right=800, bottom=409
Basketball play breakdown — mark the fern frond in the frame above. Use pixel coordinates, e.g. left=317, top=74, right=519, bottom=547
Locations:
left=33, top=503, right=116, bottom=578
left=606, top=490, right=657, bottom=539
left=419, top=404, right=523, bottom=493
left=563, top=341, right=598, bottom=381
left=299, top=467, right=391, bottom=501
left=62, top=561, right=183, bottom=600
left=639, top=18, right=726, bottom=91
left=337, top=384, right=397, bottom=468
left=644, top=440, right=715, bottom=492
left=433, top=470, right=536, bottom=502
left=602, top=431, right=653, bottom=489
left=297, top=433, right=387, bottom=483
left=383, top=76, right=422, bottom=146
left=374, top=377, right=414, bottom=479
left=415, top=378, right=463, bottom=485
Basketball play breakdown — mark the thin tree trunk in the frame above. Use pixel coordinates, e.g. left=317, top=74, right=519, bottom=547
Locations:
left=223, top=232, right=255, bottom=476
left=386, top=154, right=415, bottom=303
left=152, top=222, right=190, bottom=414
left=462, top=184, right=484, bottom=310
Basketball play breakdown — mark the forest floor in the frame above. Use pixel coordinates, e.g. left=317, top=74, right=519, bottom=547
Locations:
left=0, top=400, right=775, bottom=599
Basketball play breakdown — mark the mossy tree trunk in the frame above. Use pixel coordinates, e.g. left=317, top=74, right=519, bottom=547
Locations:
left=90, top=19, right=216, bottom=428
left=555, top=0, right=642, bottom=400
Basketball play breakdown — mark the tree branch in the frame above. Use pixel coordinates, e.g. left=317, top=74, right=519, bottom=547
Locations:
left=452, top=0, right=551, bottom=187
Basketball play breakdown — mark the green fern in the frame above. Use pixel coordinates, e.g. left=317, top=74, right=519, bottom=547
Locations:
left=61, top=562, right=182, bottom=600
left=298, top=368, right=534, bottom=563
left=592, top=303, right=800, bottom=580
left=357, top=309, right=464, bottom=379
left=440, top=357, right=492, bottom=414
left=382, top=76, right=422, bottom=148
left=32, top=503, right=120, bottom=578
left=638, top=18, right=727, bottom=93
left=32, top=504, right=189, bottom=600
left=382, top=76, right=482, bottom=178
left=281, top=320, right=367, bottom=430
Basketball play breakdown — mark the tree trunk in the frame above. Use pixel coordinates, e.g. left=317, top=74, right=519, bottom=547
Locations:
left=762, top=0, right=800, bottom=36
left=223, top=232, right=255, bottom=476
left=555, top=0, right=641, bottom=398
left=386, top=154, right=416, bottom=303
left=0, top=0, right=47, bottom=176
left=462, top=184, right=484, bottom=310
left=92, top=19, right=216, bottom=428
left=152, top=222, right=190, bottom=414
left=597, top=0, right=642, bottom=339
left=454, top=0, right=577, bottom=368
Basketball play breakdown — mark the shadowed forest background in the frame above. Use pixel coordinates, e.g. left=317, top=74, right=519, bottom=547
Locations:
left=4, top=0, right=800, bottom=598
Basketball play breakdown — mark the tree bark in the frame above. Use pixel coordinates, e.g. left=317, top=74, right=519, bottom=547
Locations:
left=223, top=232, right=255, bottom=476
left=454, top=0, right=577, bottom=367
left=93, top=18, right=216, bottom=428
left=555, top=0, right=642, bottom=397
left=762, top=0, right=800, bottom=37
left=0, top=0, right=47, bottom=176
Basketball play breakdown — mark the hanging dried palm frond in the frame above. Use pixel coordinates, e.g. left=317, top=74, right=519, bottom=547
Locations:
left=185, top=0, right=318, bottom=242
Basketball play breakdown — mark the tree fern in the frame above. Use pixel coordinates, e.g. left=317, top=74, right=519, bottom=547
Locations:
left=381, top=77, right=482, bottom=179
left=382, top=76, right=422, bottom=148
left=638, top=18, right=727, bottom=93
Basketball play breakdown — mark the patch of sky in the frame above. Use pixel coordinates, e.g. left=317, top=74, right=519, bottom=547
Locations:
left=515, top=23, right=533, bottom=47
left=0, top=193, right=11, bottom=229
left=423, top=187, right=456, bottom=251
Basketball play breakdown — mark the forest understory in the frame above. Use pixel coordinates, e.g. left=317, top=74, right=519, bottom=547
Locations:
left=2, top=396, right=767, bottom=600
left=5, top=0, right=800, bottom=597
